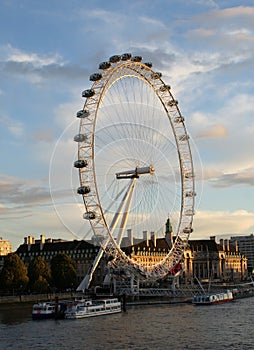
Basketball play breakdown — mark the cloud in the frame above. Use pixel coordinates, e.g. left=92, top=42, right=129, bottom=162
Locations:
left=0, top=44, right=88, bottom=84
left=0, top=174, right=62, bottom=207
left=195, top=124, right=228, bottom=139
left=139, top=15, right=167, bottom=29
left=0, top=114, right=24, bottom=137
left=6, top=45, right=61, bottom=66
left=83, top=8, right=125, bottom=25
left=194, top=6, right=254, bottom=25
left=193, top=209, right=254, bottom=238
left=208, top=167, right=254, bottom=188
left=215, top=6, right=254, bottom=19
left=32, top=129, right=54, bottom=142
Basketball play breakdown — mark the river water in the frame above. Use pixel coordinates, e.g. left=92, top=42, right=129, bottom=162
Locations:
left=0, top=298, right=253, bottom=350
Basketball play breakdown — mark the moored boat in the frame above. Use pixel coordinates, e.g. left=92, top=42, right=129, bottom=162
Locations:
left=32, top=302, right=59, bottom=319
left=192, top=290, right=234, bottom=305
left=65, top=298, right=121, bottom=319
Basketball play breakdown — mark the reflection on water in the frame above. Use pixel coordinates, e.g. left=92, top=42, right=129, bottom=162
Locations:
left=0, top=303, right=32, bottom=325
left=1, top=298, right=254, bottom=350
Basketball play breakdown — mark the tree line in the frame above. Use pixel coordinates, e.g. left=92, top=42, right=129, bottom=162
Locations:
left=0, top=252, right=78, bottom=295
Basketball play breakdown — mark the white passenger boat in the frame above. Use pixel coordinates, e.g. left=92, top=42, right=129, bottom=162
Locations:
left=192, top=290, right=234, bottom=305
left=32, top=302, right=59, bottom=319
left=65, top=298, right=121, bottom=319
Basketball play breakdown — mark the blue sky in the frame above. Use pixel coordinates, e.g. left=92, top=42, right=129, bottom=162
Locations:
left=0, top=0, right=254, bottom=250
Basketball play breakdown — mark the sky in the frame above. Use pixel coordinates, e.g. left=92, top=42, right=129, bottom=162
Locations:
left=0, top=0, right=254, bottom=250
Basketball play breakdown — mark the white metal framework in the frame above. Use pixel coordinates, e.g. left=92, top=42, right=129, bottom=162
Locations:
left=74, top=54, right=195, bottom=290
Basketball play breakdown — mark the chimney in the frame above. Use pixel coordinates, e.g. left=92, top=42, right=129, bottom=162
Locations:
left=224, top=239, right=229, bottom=252
left=40, top=234, right=45, bottom=250
left=151, top=231, right=156, bottom=247
left=127, top=229, right=133, bottom=246
left=143, top=231, right=149, bottom=247
left=210, top=236, right=215, bottom=241
left=235, top=240, right=238, bottom=253
left=27, top=235, right=33, bottom=251
left=220, top=239, right=224, bottom=250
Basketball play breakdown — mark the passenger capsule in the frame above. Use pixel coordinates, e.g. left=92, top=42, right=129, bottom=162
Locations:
left=99, top=61, right=111, bottom=70
left=109, top=55, right=121, bottom=63
left=74, top=160, right=88, bottom=168
left=159, top=85, right=171, bottom=92
left=77, top=186, right=91, bottom=195
left=185, top=191, right=196, bottom=197
left=121, top=53, right=132, bottom=61
left=183, top=227, right=193, bottom=234
left=74, top=134, right=87, bottom=142
left=168, top=99, right=178, bottom=107
left=144, top=62, right=152, bottom=68
left=89, top=73, right=102, bottom=82
left=184, top=171, right=194, bottom=179
left=184, top=209, right=195, bottom=216
left=151, top=72, right=162, bottom=79
left=82, top=89, right=95, bottom=98
left=76, top=110, right=90, bottom=118
left=83, top=211, right=96, bottom=220
left=179, top=134, right=189, bottom=141
left=131, top=56, right=142, bottom=62
left=174, top=116, right=184, bottom=123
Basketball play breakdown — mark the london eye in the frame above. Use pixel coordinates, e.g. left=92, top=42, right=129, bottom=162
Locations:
left=74, top=54, right=195, bottom=289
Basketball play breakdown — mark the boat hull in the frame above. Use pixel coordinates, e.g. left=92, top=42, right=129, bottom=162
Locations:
left=192, top=290, right=234, bottom=305
left=192, top=298, right=234, bottom=305
left=32, top=312, right=55, bottom=320
left=65, top=308, right=121, bottom=319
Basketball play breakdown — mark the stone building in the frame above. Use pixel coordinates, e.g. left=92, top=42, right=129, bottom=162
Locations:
left=0, top=237, right=12, bottom=256
left=183, top=236, right=248, bottom=282
left=14, top=225, right=249, bottom=289
left=230, top=234, right=254, bottom=274
left=15, top=235, right=106, bottom=286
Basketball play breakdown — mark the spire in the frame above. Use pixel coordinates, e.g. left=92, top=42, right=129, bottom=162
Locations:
left=165, top=217, right=173, bottom=249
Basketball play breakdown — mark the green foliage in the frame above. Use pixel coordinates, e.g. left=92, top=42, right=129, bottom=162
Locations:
left=0, top=253, right=29, bottom=292
left=28, top=256, right=51, bottom=292
left=51, top=253, right=78, bottom=291
left=32, top=275, right=49, bottom=293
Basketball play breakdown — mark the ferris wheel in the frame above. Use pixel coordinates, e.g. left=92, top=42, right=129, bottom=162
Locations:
left=74, top=53, right=195, bottom=290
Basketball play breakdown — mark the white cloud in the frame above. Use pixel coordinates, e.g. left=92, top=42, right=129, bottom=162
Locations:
left=83, top=8, right=125, bottom=25
left=0, top=114, right=24, bottom=137
left=0, top=44, right=88, bottom=84
left=193, top=209, right=254, bottom=238
left=6, top=45, right=62, bottom=67
left=195, top=124, right=228, bottom=139
left=207, top=167, right=254, bottom=188
left=139, top=16, right=167, bottom=29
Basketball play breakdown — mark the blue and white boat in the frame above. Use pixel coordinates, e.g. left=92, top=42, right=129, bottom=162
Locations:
left=192, top=290, right=234, bottom=305
left=32, top=302, right=59, bottom=319
left=65, top=298, right=121, bottom=319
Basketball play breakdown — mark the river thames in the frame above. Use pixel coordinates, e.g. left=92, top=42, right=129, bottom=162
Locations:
left=1, top=297, right=253, bottom=350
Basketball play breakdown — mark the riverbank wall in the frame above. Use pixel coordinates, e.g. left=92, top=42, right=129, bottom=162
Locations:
left=0, top=292, right=75, bottom=304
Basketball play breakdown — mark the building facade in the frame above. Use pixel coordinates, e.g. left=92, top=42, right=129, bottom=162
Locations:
left=183, top=237, right=248, bottom=282
left=16, top=235, right=106, bottom=286
left=0, top=237, right=12, bottom=256
left=14, top=229, right=249, bottom=289
left=230, top=234, right=254, bottom=274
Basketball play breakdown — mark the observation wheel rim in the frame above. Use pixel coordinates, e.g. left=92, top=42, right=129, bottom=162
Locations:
left=75, top=54, right=195, bottom=279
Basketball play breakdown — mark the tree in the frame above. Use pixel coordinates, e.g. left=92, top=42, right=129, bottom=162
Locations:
left=0, top=253, right=29, bottom=293
left=51, top=253, right=78, bottom=291
left=28, top=256, right=51, bottom=293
